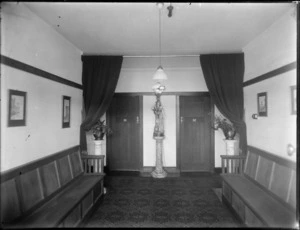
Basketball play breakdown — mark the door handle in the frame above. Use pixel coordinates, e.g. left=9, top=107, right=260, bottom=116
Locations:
left=193, top=118, right=197, bottom=122
left=136, top=116, right=139, bottom=124
left=180, top=117, right=183, bottom=123
left=123, top=118, right=127, bottom=122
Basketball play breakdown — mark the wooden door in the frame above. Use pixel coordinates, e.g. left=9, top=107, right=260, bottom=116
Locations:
left=179, top=94, right=213, bottom=172
left=107, top=95, right=141, bottom=171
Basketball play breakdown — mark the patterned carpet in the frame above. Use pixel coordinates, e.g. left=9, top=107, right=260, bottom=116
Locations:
left=84, top=174, right=241, bottom=228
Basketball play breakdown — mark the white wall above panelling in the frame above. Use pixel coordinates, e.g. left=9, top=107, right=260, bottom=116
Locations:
left=116, top=56, right=208, bottom=93
left=243, top=8, right=297, bottom=81
left=244, top=70, right=296, bottom=161
left=1, top=2, right=82, bottom=84
left=1, top=66, right=82, bottom=171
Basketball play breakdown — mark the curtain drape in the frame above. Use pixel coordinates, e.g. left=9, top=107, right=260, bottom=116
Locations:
left=80, top=55, right=123, bottom=151
left=199, top=53, right=247, bottom=154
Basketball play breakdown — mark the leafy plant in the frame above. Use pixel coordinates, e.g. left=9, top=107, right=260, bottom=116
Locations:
left=213, top=114, right=236, bottom=140
left=91, top=119, right=112, bottom=140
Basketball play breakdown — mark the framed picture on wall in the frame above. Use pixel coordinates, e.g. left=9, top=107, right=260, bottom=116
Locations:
left=291, top=85, right=296, bottom=115
left=257, top=92, right=267, bottom=117
left=8, top=89, right=27, bottom=127
left=62, top=96, right=71, bottom=128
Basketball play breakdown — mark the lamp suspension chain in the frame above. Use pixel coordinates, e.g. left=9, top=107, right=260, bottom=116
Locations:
left=159, top=7, right=162, bottom=66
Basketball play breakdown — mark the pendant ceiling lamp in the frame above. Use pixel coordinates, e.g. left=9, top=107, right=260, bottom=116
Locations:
left=153, top=3, right=168, bottom=81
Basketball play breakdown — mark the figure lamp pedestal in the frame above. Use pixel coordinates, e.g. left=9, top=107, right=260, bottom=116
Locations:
left=151, top=136, right=167, bottom=178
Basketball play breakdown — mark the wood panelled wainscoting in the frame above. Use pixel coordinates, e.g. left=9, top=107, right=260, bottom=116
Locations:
left=0, top=146, right=105, bottom=228
left=221, top=145, right=297, bottom=228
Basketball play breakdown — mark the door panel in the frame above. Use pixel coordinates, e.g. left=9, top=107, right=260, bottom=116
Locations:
left=107, top=95, right=141, bottom=171
left=179, top=95, right=212, bottom=172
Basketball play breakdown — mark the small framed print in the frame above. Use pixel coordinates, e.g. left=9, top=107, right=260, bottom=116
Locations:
left=62, top=96, right=71, bottom=128
left=257, top=92, right=267, bottom=117
left=291, top=85, right=296, bottom=115
left=8, top=90, right=27, bottom=127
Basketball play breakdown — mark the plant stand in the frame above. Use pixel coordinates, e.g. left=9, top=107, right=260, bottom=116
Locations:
left=94, top=139, right=107, bottom=194
left=224, top=139, right=238, bottom=173
left=151, top=136, right=167, bottom=178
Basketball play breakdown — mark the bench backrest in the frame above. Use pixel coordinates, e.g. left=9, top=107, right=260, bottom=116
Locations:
left=0, top=146, right=83, bottom=224
left=244, top=145, right=296, bottom=211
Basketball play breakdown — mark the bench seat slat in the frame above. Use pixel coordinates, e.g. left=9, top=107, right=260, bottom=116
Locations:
left=13, top=175, right=104, bottom=228
left=222, top=175, right=296, bottom=228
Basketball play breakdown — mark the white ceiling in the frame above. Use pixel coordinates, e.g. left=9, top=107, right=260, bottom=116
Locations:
left=25, top=2, right=294, bottom=56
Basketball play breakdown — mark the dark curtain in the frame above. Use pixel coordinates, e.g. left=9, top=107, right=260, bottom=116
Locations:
left=80, top=55, right=123, bottom=151
left=199, top=53, right=247, bottom=154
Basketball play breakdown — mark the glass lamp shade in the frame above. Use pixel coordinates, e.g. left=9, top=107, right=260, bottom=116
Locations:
left=153, top=66, right=168, bottom=81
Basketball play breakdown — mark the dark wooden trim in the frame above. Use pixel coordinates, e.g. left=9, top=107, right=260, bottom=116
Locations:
left=243, top=62, right=296, bottom=87
left=106, top=109, right=112, bottom=172
left=0, top=146, right=80, bottom=182
left=114, top=91, right=211, bottom=96
left=210, top=99, right=215, bottom=173
left=248, top=145, right=296, bottom=170
left=138, top=95, right=144, bottom=172
left=0, top=55, right=83, bottom=90
left=176, top=95, right=181, bottom=171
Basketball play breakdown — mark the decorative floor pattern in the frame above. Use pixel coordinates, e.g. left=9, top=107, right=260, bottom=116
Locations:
left=85, top=174, right=240, bottom=228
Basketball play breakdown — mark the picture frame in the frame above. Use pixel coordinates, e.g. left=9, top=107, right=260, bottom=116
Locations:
left=62, top=96, right=71, bottom=128
left=291, top=85, right=296, bottom=115
left=8, top=89, right=27, bottom=127
left=257, top=92, right=267, bottom=117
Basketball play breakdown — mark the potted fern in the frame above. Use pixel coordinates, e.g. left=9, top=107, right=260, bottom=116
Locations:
left=91, top=119, right=112, bottom=140
left=213, top=115, right=236, bottom=140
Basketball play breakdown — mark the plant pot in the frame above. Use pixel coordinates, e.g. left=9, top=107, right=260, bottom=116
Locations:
left=94, top=140, right=103, bottom=155
left=93, top=133, right=104, bottom=141
left=224, top=139, right=238, bottom=155
left=223, top=130, right=236, bottom=140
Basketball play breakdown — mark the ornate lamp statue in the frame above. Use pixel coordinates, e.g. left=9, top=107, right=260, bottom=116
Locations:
left=151, top=82, right=167, bottom=178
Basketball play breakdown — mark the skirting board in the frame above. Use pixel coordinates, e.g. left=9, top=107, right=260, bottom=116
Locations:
left=140, top=167, right=180, bottom=177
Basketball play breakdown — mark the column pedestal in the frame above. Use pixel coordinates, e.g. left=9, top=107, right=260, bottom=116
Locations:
left=151, top=136, right=167, bottom=178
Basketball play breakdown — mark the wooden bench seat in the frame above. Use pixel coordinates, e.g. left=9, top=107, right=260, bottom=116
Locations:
left=221, top=146, right=297, bottom=228
left=1, top=146, right=105, bottom=228
left=17, top=175, right=102, bottom=228
left=223, top=175, right=296, bottom=227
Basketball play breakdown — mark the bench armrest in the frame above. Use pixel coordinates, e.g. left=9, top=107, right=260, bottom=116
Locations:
left=81, top=154, right=105, bottom=175
left=221, top=155, right=246, bottom=175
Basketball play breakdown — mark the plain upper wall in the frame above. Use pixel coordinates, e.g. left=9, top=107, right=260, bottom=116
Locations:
left=1, top=3, right=83, bottom=171
left=243, top=7, right=297, bottom=161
